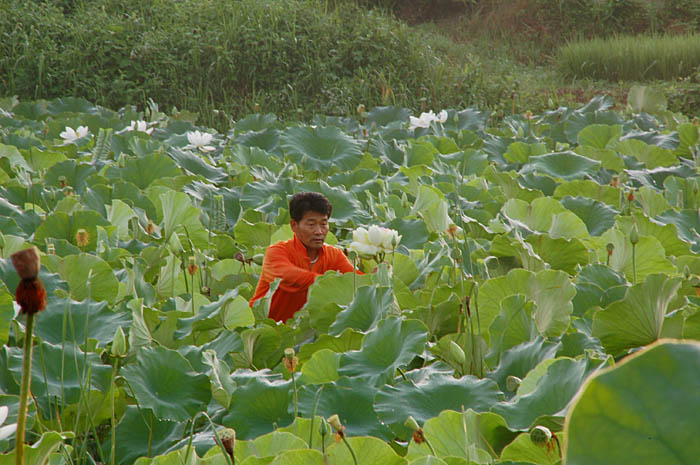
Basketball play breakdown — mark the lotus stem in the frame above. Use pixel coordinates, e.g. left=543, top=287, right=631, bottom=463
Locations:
left=110, top=361, right=119, bottom=465
left=308, top=385, right=325, bottom=449
left=15, top=312, right=35, bottom=465
left=341, top=435, right=359, bottom=465
left=632, top=243, right=637, bottom=284
left=291, top=373, right=298, bottom=418
left=424, top=436, right=437, bottom=456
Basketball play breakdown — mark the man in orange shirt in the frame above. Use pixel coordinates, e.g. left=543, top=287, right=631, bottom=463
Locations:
left=249, top=192, right=356, bottom=322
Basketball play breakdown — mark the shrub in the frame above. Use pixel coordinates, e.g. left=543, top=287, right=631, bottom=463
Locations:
left=0, top=0, right=488, bottom=127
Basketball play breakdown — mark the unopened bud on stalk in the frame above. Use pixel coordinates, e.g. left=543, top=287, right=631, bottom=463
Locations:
left=606, top=243, right=614, bottom=256
left=111, top=327, right=128, bottom=358
left=629, top=224, right=639, bottom=245
left=318, top=418, right=330, bottom=437
left=219, top=428, right=236, bottom=458
left=529, top=425, right=552, bottom=447
left=11, top=247, right=46, bottom=315
left=327, top=414, right=342, bottom=431
left=506, top=375, right=522, bottom=392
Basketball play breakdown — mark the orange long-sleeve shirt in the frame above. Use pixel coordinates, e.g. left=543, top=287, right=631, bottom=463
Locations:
left=249, top=234, right=355, bottom=322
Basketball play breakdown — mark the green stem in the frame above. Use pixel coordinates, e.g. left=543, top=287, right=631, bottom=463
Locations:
left=308, top=385, right=325, bottom=449
left=424, top=436, right=437, bottom=456
left=341, top=435, right=359, bottom=465
left=147, top=411, right=154, bottom=457
left=632, top=243, right=637, bottom=284
left=291, top=373, right=298, bottom=418
left=110, top=360, right=119, bottom=465
left=191, top=273, right=196, bottom=315
left=16, top=312, right=36, bottom=465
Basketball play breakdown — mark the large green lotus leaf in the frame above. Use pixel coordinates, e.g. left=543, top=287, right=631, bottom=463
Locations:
left=104, top=405, right=184, bottom=465
left=220, top=370, right=293, bottom=439
left=296, top=180, right=371, bottom=225
left=552, top=180, right=620, bottom=207
left=489, top=235, right=546, bottom=272
left=121, top=346, right=211, bottom=422
left=491, top=356, right=603, bottom=430
left=616, top=212, right=691, bottom=257
left=559, top=196, right=618, bottom=236
left=574, top=146, right=624, bottom=172
left=248, top=431, right=308, bottom=457
left=404, top=410, right=497, bottom=463
left=328, top=285, right=395, bottom=335
left=499, top=433, right=559, bottom=465
left=159, top=189, right=209, bottom=249
left=572, top=264, right=627, bottom=316
left=386, top=218, right=431, bottom=251
left=478, top=269, right=575, bottom=339
left=365, top=106, right=412, bottom=126
left=525, top=234, right=589, bottom=274
left=175, top=289, right=253, bottom=340
left=167, top=147, right=227, bottom=183
left=501, top=198, right=588, bottom=239
left=44, top=159, right=96, bottom=193
left=276, top=416, right=335, bottom=453
left=635, top=186, right=672, bottom=218
left=269, top=449, right=326, bottom=465
left=487, top=338, right=560, bottom=395
left=298, top=376, right=392, bottom=439
left=0, top=259, right=69, bottom=308
left=109, top=153, right=182, bottom=189
left=327, top=437, right=406, bottom=465
left=565, top=340, right=700, bottom=465
left=106, top=198, right=137, bottom=240
left=577, top=124, right=622, bottom=149
left=297, top=328, right=364, bottom=364
left=409, top=458, right=449, bottom=465
left=375, top=366, right=504, bottom=440
left=503, top=141, right=548, bottom=164
left=627, top=84, right=668, bottom=114
left=0, top=431, right=66, bottom=465
left=280, top=125, right=363, bottom=171
left=655, top=209, right=700, bottom=253
left=592, top=274, right=682, bottom=355
left=411, top=185, right=452, bottom=233
left=34, top=210, right=111, bottom=252
left=59, top=254, right=120, bottom=303
left=615, top=138, right=678, bottom=169
left=0, top=289, right=13, bottom=346
left=406, top=140, right=438, bottom=166
left=597, top=229, right=676, bottom=282
left=298, top=349, right=340, bottom=384
left=520, top=151, right=600, bottom=181
left=676, top=122, right=699, bottom=156
left=7, top=341, right=111, bottom=405
left=483, top=167, right=541, bottom=202
left=338, top=317, right=428, bottom=386
left=488, top=294, right=537, bottom=365
left=34, top=297, right=131, bottom=348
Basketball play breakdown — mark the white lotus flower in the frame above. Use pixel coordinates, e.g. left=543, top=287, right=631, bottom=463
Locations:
left=60, top=125, right=89, bottom=142
left=348, top=225, right=401, bottom=258
left=125, top=120, right=154, bottom=135
left=408, top=110, right=448, bottom=131
left=185, top=130, right=216, bottom=152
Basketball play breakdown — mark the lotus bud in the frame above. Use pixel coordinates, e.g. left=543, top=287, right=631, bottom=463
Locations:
left=627, top=191, right=635, bottom=202
left=283, top=348, right=298, bottom=373
left=111, top=327, right=128, bottom=358
left=506, top=375, right=522, bottom=392
left=252, top=254, right=264, bottom=266
left=529, top=425, right=552, bottom=447
left=606, top=242, right=614, bottom=256
left=201, top=286, right=210, bottom=296
left=404, top=416, right=420, bottom=432
left=318, top=418, right=330, bottom=437
left=629, top=224, right=639, bottom=245
left=76, top=228, right=89, bottom=247
left=327, top=414, right=342, bottom=431
left=234, top=252, right=245, bottom=263
left=187, top=256, right=199, bottom=275
left=11, top=247, right=46, bottom=315
left=219, top=428, right=236, bottom=458
left=448, top=340, right=466, bottom=367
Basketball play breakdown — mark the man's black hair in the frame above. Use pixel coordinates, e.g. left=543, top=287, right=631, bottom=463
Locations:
left=289, top=192, right=332, bottom=222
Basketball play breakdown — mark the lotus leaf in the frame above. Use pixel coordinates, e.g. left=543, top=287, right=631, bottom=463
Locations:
left=281, top=125, right=363, bottom=172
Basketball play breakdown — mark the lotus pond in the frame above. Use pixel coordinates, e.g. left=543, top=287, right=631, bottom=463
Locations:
left=0, top=95, right=699, bottom=465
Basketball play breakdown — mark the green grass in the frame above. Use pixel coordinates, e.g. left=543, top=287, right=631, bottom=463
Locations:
left=558, top=34, right=700, bottom=81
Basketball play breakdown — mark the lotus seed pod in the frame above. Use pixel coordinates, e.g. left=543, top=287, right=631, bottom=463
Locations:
left=318, top=418, right=330, bottom=437
left=327, top=414, right=342, bottom=431
left=284, top=348, right=295, bottom=361
left=448, top=340, right=466, bottom=367
left=76, top=228, right=90, bottom=247
left=234, top=252, right=245, bottom=263
left=404, top=416, right=420, bottom=432
left=111, top=327, right=128, bottom=358
left=629, top=224, right=639, bottom=245
left=627, top=191, right=635, bottom=202
left=606, top=242, right=614, bottom=256
left=506, top=375, right=522, bottom=392
left=530, top=425, right=552, bottom=446
left=11, top=246, right=41, bottom=280
left=412, top=429, right=425, bottom=444
left=219, top=428, right=235, bottom=457
left=146, top=221, right=156, bottom=235
left=187, top=256, right=199, bottom=275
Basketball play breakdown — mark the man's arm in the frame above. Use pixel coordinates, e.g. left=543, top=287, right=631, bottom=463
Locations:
left=262, top=245, right=320, bottom=292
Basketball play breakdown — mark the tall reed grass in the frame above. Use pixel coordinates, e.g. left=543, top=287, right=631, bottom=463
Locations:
left=557, top=34, right=700, bottom=82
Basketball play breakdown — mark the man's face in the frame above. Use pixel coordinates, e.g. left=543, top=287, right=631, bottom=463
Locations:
left=291, top=211, right=329, bottom=252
